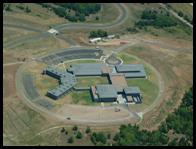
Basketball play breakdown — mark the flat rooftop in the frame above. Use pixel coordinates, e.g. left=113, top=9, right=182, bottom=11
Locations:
left=109, top=73, right=128, bottom=92
left=96, top=84, right=118, bottom=99
left=115, top=64, right=145, bottom=72
left=45, top=67, right=76, bottom=98
left=124, top=87, right=140, bottom=95
left=68, top=63, right=107, bottom=76
left=115, top=64, right=146, bottom=78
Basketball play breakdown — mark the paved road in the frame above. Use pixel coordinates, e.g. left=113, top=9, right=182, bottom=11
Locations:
left=3, top=3, right=129, bottom=50
left=53, top=4, right=129, bottom=30
left=159, top=3, right=193, bottom=29
left=3, top=23, right=43, bottom=32
left=3, top=32, right=51, bottom=49
left=7, top=3, right=173, bottom=125
left=114, top=46, right=164, bottom=116
left=15, top=39, right=166, bottom=125
left=3, top=61, right=25, bottom=66
left=15, top=59, right=139, bottom=125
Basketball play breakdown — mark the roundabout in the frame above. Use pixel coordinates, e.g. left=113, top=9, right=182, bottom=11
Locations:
left=105, top=53, right=122, bottom=65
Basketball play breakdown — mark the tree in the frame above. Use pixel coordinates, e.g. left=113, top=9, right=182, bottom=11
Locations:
left=95, top=16, right=99, bottom=20
left=96, top=132, right=107, bottom=144
left=159, top=133, right=169, bottom=145
left=25, top=6, right=31, bottom=13
left=78, top=13, right=85, bottom=22
left=53, top=7, right=66, bottom=17
left=178, top=137, right=190, bottom=146
left=89, top=30, right=108, bottom=38
left=85, top=126, right=91, bottom=134
left=90, top=132, right=107, bottom=145
left=17, top=5, right=25, bottom=10
left=5, top=4, right=12, bottom=11
left=113, top=133, right=120, bottom=142
left=168, top=138, right=178, bottom=146
left=72, top=125, right=78, bottom=131
left=91, top=133, right=97, bottom=145
left=53, top=3, right=101, bottom=22
left=67, top=136, right=74, bottom=143
left=126, top=27, right=138, bottom=33
left=61, top=127, right=65, bottom=133
left=76, top=131, right=83, bottom=139
left=159, top=122, right=168, bottom=133
left=65, top=131, right=68, bottom=135
left=178, top=11, right=183, bottom=17
left=107, top=133, right=111, bottom=139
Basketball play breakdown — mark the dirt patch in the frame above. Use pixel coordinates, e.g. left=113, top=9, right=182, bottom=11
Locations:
left=124, top=42, right=192, bottom=130
left=3, top=63, right=21, bottom=99
left=3, top=52, right=19, bottom=64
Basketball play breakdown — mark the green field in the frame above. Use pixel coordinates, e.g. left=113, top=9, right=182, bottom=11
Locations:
left=60, top=59, right=102, bottom=69
left=127, top=78, right=158, bottom=107
left=117, top=53, right=137, bottom=64
left=70, top=91, right=99, bottom=106
left=118, top=51, right=159, bottom=111
left=75, top=76, right=108, bottom=88
left=167, top=3, right=193, bottom=19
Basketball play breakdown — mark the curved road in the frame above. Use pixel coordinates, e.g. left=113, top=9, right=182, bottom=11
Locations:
left=6, top=3, right=166, bottom=125
left=3, top=3, right=129, bottom=49
left=15, top=60, right=140, bottom=125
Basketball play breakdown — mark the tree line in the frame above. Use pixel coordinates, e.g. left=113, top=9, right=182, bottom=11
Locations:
left=135, top=9, right=178, bottom=29
left=38, top=3, right=101, bottom=22
left=112, top=87, right=192, bottom=146
left=60, top=87, right=192, bottom=146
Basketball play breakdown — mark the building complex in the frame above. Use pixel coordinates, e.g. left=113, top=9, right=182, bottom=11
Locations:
left=43, top=63, right=146, bottom=104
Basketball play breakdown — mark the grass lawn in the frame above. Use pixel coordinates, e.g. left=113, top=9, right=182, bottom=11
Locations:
left=117, top=51, right=159, bottom=111
left=86, top=3, right=119, bottom=24
left=117, top=53, right=137, bottom=64
left=127, top=78, right=159, bottom=111
left=75, top=76, right=108, bottom=88
left=35, top=74, right=59, bottom=96
left=70, top=91, right=98, bottom=106
left=167, top=3, right=193, bottom=19
left=62, top=59, right=102, bottom=69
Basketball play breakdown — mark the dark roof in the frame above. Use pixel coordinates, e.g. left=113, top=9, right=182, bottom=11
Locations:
left=115, top=64, right=144, bottom=72
left=124, top=87, right=140, bottom=95
left=96, top=85, right=118, bottom=99
left=115, top=64, right=146, bottom=78
left=124, top=72, right=146, bottom=78
left=45, top=67, right=76, bottom=98
left=68, top=63, right=107, bottom=76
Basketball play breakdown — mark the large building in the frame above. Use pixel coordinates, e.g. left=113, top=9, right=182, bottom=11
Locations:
left=43, top=67, right=76, bottom=99
left=67, top=63, right=112, bottom=76
left=115, top=64, right=146, bottom=78
left=91, top=85, right=118, bottom=102
left=43, top=63, right=146, bottom=103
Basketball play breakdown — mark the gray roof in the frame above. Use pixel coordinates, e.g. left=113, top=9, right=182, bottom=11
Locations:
left=68, top=63, right=106, bottom=76
left=45, top=66, right=65, bottom=76
left=115, top=64, right=144, bottom=72
left=60, top=72, right=76, bottom=85
left=124, top=71, right=146, bottom=78
left=96, top=85, right=118, bottom=98
left=45, top=67, right=76, bottom=98
left=115, top=64, right=146, bottom=78
left=124, top=87, right=140, bottom=95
